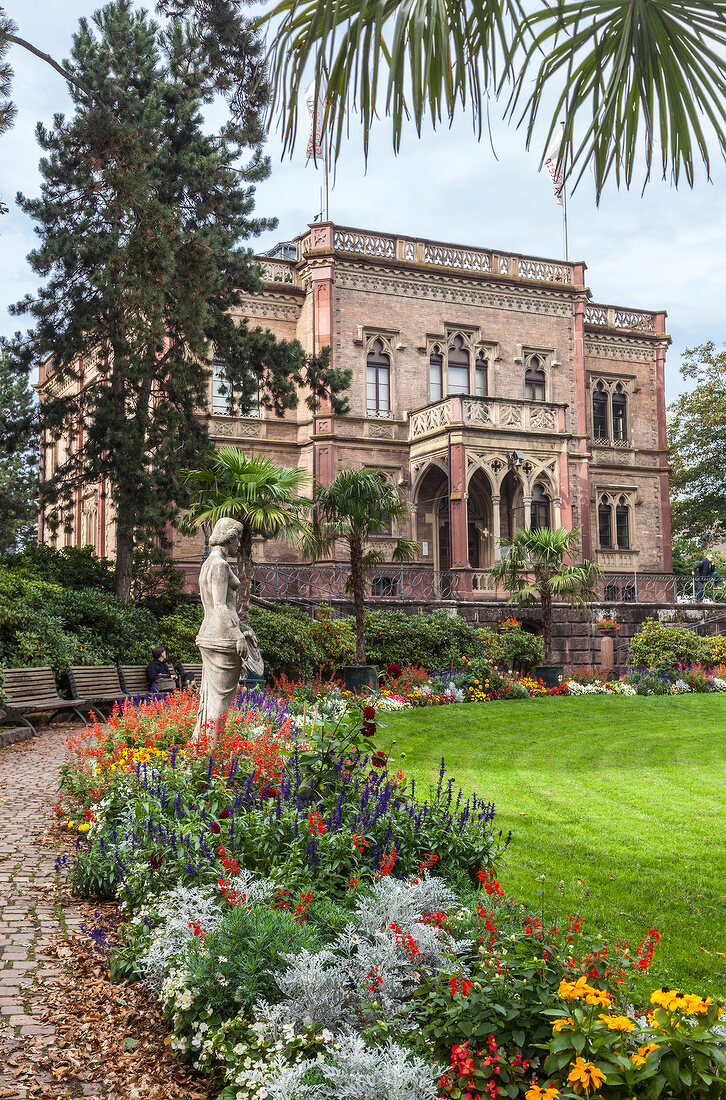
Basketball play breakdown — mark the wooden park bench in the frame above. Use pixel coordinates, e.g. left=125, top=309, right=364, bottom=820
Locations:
left=1, top=666, right=88, bottom=737
left=118, top=665, right=177, bottom=698
left=178, top=662, right=203, bottom=685
left=66, top=665, right=128, bottom=720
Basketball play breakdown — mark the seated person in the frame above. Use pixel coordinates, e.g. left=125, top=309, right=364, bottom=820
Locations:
left=146, top=646, right=191, bottom=691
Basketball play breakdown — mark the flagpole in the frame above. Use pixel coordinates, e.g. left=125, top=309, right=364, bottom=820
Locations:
left=323, top=141, right=329, bottom=222
left=561, top=124, right=569, bottom=261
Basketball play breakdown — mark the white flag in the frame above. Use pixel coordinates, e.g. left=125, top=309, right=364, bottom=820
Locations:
left=543, top=126, right=565, bottom=206
left=305, top=80, right=326, bottom=160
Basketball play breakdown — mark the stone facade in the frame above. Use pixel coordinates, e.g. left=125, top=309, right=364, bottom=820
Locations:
left=39, top=222, right=672, bottom=595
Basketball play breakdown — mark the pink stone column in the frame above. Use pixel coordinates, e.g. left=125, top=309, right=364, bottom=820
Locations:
left=654, top=313, right=673, bottom=571
left=449, top=439, right=469, bottom=573
left=573, top=298, right=593, bottom=559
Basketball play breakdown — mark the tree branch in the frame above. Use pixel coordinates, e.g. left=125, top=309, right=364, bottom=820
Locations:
left=6, top=32, right=93, bottom=99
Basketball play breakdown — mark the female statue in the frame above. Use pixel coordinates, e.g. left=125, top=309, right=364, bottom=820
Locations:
left=192, top=517, right=263, bottom=741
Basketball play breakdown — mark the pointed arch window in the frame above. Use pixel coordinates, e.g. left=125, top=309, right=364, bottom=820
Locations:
left=213, top=360, right=259, bottom=417
left=524, top=354, right=546, bottom=401
left=598, top=494, right=613, bottom=548
left=447, top=334, right=470, bottom=395
left=429, top=344, right=444, bottom=402
left=366, top=338, right=390, bottom=416
left=530, top=483, right=551, bottom=530
left=475, top=350, right=489, bottom=397
left=616, top=495, right=630, bottom=548
left=612, top=384, right=627, bottom=442
left=593, top=381, right=609, bottom=440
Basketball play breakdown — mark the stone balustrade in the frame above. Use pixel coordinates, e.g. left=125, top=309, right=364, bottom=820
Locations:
left=298, top=224, right=575, bottom=286
left=408, top=396, right=565, bottom=441
left=584, top=303, right=658, bottom=333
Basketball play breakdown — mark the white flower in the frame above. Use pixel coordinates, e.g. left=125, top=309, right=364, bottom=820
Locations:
left=218, top=955, right=228, bottom=963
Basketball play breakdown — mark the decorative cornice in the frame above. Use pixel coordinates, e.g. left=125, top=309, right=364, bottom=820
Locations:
left=584, top=335, right=656, bottom=362
left=333, top=263, right=574, bottom=318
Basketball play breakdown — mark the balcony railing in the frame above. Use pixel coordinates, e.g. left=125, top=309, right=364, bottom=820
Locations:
left=252, top=563, right=460, bottom=602
left=409, top=396, right=565, bottom=441
left=248, top=566, right=714, bottom=606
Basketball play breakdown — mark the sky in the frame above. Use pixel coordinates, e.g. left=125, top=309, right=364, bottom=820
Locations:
left=2, top=0, right=725, bottom=403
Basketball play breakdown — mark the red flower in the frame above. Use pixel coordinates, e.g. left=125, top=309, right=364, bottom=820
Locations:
left=386, top=663, right=402, bottom=680
left=363, top=704, right=376, bottom=720
left=219, top=807, right=231, bottom=819
left=210, top=821, right=221, bottom=834
left=361, top=721, right=376, bottom=736
left=371, top=751, right=388, bottom=768
left=149, top=852, right=163, bottom=869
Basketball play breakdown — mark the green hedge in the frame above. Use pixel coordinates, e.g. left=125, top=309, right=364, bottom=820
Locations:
left=627, top=618, right=726, bottom=669
left=0, top=559, right=543, bottom=681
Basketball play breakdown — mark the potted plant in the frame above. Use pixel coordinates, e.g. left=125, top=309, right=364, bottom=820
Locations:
left=490, top=526, right=603, bottom=688
left=308, top=468, right=417, bottom=692
left=594, top=613, right=621, bottom=636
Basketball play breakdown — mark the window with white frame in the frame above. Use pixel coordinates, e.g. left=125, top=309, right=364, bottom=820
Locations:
left=212, top=360, right=259, bottom=417
left=590, top=377, right=631, bottom=445
left=427, top=333, right=492, bottom=401
left=366, top=338, right=391, bottom=417
left=597, top=491, right=633, bottom=550
left=524, top=353, right=546, bottom=401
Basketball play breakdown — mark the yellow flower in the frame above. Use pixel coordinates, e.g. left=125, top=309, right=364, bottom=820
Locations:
left=598, top=1014, right=635, bottom=1032
left=67, top=820, right=75, bottom=828
left=567, top=1057, right=606, bottom=1096
left=77, top=823, right=91, bottom=833
left=585, top=989, right=612, bottom=1007
left=631, top=1042, right=660, bottom=1068
left=526, top=1086, right=560, bottom=1100
left=552, top=1017, right=575, bottom=1033
left=559, top=976, right=592, bottom=1001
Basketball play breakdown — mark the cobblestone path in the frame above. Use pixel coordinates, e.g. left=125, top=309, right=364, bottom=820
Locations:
left=0, top=725, right=88, bottom=1098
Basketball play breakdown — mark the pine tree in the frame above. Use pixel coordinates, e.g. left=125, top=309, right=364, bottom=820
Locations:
left=5, top=0, right=349, bottom=599
left=0, top=351, right=38, bottom=552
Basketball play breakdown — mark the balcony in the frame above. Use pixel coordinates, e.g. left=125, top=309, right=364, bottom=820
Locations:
left=408, top=396, right=567, bottom=441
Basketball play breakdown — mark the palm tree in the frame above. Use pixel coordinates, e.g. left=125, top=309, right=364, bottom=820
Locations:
left=489, top=526, right=602, bottom=665
left=310, top=468, right=417, bottom=664
left=181, top=446, right=311, bottom=625
left=259, top=0, right=726, bottom=201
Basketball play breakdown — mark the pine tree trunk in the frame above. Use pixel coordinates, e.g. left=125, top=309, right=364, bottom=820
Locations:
left=541, top=581, right=553, bottom=664
left=114, top=525, right=134, bottom=601
left=349, top=531, right=366, bottom=664
left=236, top=526, right=253, bottom=627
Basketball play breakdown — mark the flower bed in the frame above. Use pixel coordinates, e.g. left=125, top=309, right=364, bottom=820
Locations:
left=59, top=692, right=726, bottom=1100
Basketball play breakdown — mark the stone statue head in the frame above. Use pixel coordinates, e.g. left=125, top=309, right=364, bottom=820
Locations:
left=208, top=517, right=244, bottom=553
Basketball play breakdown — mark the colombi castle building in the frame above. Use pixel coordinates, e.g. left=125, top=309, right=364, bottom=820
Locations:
left=40, top=222, right=672, bottom=603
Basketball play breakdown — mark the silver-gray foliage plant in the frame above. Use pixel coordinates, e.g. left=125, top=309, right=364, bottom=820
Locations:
left=267, top=1033, right=442, bottom=1100
left=273, top=874, right=471, bottom=1031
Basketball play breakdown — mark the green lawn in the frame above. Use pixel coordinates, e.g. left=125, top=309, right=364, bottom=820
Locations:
left=385, top=695, right=726, bottom=995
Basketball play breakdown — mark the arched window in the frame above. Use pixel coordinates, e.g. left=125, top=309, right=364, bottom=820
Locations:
left=475, top=351, right=489, bottom=397
left=616, top=496, right=630, bottom=548
left=598, top=494, right=613, bottom=548
left=366, top=338, right=390, bottom=416
left=447, top=334, right=470, bottom=395
left=524, top=355, right=546, bottom=401
left=612, top=385, right=627, bottom=442
left=592, top=382, right=609, bottom=440
left=530, top=483, right=550, bottom=531
left=429, top=344, right=444, bottom=402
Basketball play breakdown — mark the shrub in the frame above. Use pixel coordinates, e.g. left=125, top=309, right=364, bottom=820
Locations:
left=0, top=543, right=115, bottom=590
left=628, top=619, right=701, bottom=669
left=497, top=626, right=544, bottom=673
left=363, top=610, right=491, bottom=670
left=184, top=903, right=321, bottom=1018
